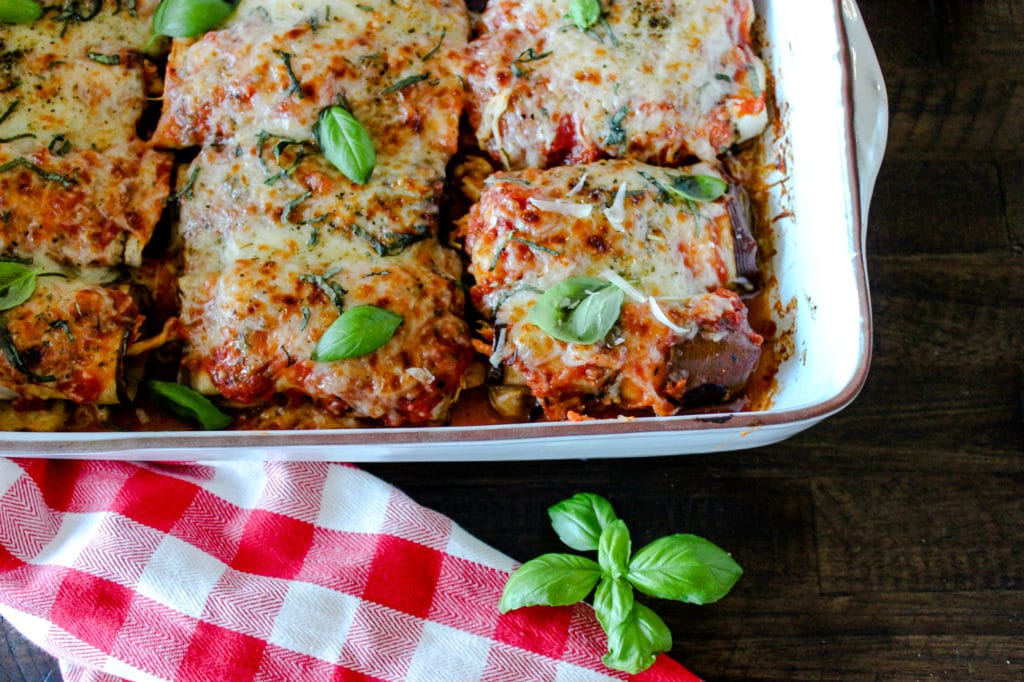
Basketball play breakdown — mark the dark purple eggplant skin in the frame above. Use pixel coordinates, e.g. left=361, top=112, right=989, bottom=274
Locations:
left=668, top=326, right=762, bottom=407
left=727, top=183, right=759, bottom=288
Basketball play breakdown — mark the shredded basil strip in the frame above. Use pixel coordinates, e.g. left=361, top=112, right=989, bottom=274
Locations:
left=313, top=105, right=375, bottom=185
left=49, top=319, right=74, bottom=342
left=299, top=273, right=346, bottom=313
left=528, top=276, right=623, bottom=345
left=569, top=0, right=601, bottom=30
left=87, top=51, right=120, bottom=65
left=59, top=0, right=102, bottom=23
left=511, top=236, right=561, bottom=256
left=605, top=105, right=629, bottom=146
left=599, top=15, right=618, bottom=46
left=352, top=224, right=429, bottom=257
left=255, top=131, right=311, bottom=185
left=0, top=319, right=55, bottom=383
left=0, top=0, right=42, bottom=23
left=517, top=47, right=552, bottom=63
left=0, top=262, right=37, bottom=311
left=164, top=165, right=199, bottom=204
left=113, top=0, right=138, bottom=17
left=381, top=73, right=430, bottom=94
left=151, top=0, right=235, bottom=38
left=281, top=190, right=311, bottom=224
left=512, top=48, right=552, bottom=76
left=48, top=134, right=71, bottom=155
left=273, top=49, right=304, bottom=99
left=147, top=380, right=233, bottom=430
left=0, top=100, right=19, bottom=126
left=0, top=157, right=77, bottom=188
left=421, top=27, right=446, bottom=61
left=312, top=305, right=403, bottom=361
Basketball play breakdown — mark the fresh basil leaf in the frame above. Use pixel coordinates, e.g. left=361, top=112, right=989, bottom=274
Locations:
left=312, top=304, right=402, bottom=361
left=627, top=533, right=742, bottom=604
left=665, top=174, right=728, bottom=203
left=499, top=553, right=602, bottom=613
left=602, top=602, right=672, bottom=673
left=632, top=602, right=672, bottom=653
left=568, top=283, right=623, bottom=342
left=0, top=0, right=42, bottom=23
left=314, top=105, right=376, bottom=185
left=548, top=492, right=618, bottom=551
left=568, top=0, right=600, bottom=30
left=147, top=380, right=232, bottom=430
left=528, top=276, right=623, bottom=345
left=598, top=519, right=631, bottom=577
left=592, top=575, right=634, bottom=633
left=151, top=0, right=235, bottom=38
left=0, top=262, right=37, bottom=311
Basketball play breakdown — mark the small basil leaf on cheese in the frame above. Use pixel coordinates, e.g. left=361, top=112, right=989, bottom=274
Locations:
left=147, top=380, right=233, bottom=430
left=569, top=0, right=601, bottom=30
left=0, top=0, right=42, bottom=24
left=0, top=263, right=38, bottom=311
left=151, top=0, right=235, bottom=39
left=314, top=105, right=376, bottom=185
left=313, top=305, right=403, bottom=361
left=665, top=174, right=728, bottom=203
left=528, top=276, right=623, bottom=345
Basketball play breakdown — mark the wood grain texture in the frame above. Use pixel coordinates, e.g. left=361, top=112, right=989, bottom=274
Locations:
left=3, top=0, right=1023, bottom=679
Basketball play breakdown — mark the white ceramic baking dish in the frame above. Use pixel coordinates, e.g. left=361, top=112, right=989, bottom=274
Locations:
left=0, top=0, right=887, bottom=460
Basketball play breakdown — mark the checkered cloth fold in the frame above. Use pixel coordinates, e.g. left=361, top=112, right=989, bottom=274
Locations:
left=0, top=459, right=697, bottom=681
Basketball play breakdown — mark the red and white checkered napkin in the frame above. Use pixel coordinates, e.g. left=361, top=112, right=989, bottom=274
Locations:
left=0, top=459, right=697, bottom=682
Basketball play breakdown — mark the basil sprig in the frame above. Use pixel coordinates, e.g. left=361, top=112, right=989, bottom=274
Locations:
left=151, top=0, right=235, bottom=39
left=313, top=105, right=376, bottom=185
left=500, top=493, right=742, bottom=674
left=0, top=262, right=38, bottom=311
left=0, top=0, right=42, bottom=23
left=569, top=0, right=601, bottom=30
left=312, top=304, right=403, bottom=361
left=528, top=276, right=623, bottom=345
left=147, top=380, right=232, bottom=430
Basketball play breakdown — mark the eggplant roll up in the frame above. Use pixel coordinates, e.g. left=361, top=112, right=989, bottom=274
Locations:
left=0, top=277, right=143, bottom=405
left=463, top=159, right=762, bottom=420
left=465, top=0, right=767, bottom=170
left=156, top=0, right=476, bottom=425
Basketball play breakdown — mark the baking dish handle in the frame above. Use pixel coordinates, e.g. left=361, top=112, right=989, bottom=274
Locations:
left=843, top=0, right=889, bottom=232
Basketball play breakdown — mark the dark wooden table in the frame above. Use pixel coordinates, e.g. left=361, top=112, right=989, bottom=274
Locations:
left=3, top=0, right=1022, bottom=679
